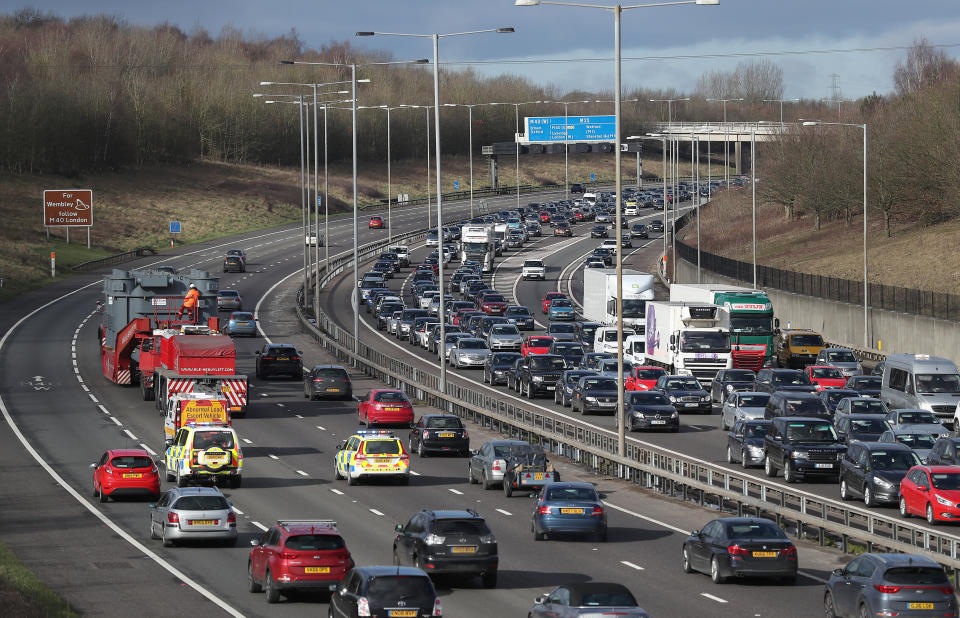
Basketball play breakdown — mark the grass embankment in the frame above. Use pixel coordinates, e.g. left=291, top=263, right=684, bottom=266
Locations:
left=686, top=191, right=960, bottom=294
left=1, top=152, right=707, bottom=303
left=0, top=541, right=76, bottom=617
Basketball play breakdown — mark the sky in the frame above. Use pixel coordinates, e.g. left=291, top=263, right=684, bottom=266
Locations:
left=11, top=1, right=960, bottom=99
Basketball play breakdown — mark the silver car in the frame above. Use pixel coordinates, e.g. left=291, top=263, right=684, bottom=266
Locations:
left=878, top=429, right=936, bottom=463
left=149, top=486, right=236, bottom=546
left=720, top=391, right=770, bottom=430
left=449, top=337, right=491, bottom=368
left=816, top=347, right=863, bottom=377
left=420, top=290, right=440, bottom=310
left=387, top=310, right=404, bottom=336
left=488, top=324, right=523, bottom=351
left=216, top=289, right=242, bottom=311
left=884, top=409, right=950, bottom=437
left=468, top=439, right=535, bottom=489
left=442, top=332, right=470, bottom=362
left=530, top=583, right=648, bottom=618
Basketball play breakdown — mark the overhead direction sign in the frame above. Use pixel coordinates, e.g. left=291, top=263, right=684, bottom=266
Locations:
left=43, top=189, right=93, bottom=227
left=524, top=115, right=616, bottom=143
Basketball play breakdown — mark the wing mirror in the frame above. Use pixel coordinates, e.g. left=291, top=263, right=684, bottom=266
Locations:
left=832, top=568, right=844, bottom=577
left=918, top=485, right=929, bottom=492
left=250, top=539, right=260, bottom=547
left=535, top=594, right=547, bottom=605
left=395, top=523, right=404, bottom=532
left=470, top=449, right=479, bottom=456
left=148, top=503, right=156, bottom=509
left=336, top=441, right=345, bottom=451
left=89, top=463, right=97, bottom=469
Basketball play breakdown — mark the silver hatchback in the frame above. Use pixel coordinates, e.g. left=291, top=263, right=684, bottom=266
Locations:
left=149, top=486, right=237, bottom=546
left=720, top=391, right=770, bottom=430
left=824, top=553, right=956, bottom=617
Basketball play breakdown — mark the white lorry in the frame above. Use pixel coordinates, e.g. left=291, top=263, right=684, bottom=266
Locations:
left=493, top=223, right=508, bottom=256
left=460, top=225, right=496, bottom=272
left=644, top=301, right=732, bottom=385
left=582, top=268, right=655, bottom=333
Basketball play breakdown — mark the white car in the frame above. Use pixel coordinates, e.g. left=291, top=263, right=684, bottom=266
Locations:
left=522, top=259, right=546, bottom=281
left=721, top=391, right=771, bottom=430
left=305, top=233, right=323, bottom=246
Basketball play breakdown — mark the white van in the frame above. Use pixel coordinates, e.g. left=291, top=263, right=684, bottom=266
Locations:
left=582, top=193, right=598, bottom=206
left=881, top=354, right=960, bottom=427
left=593, top=326, right=631, bottom=354
left=388, top=245, right=410, bottom=267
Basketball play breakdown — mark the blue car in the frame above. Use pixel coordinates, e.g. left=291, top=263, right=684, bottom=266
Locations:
left=223, top=311, right=257, bottom=337
left=547, top=298, right=576, bottom=321
left=532, top=481, right=607, bottom=542
left=505, top=305, right=535, bottom=330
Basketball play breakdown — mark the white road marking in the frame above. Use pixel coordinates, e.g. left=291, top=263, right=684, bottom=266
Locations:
left=252, top=521, right=269, bottom=531
left=369, top=508, right=385, bottom=516
left=123, top=429, right=138, bottom=440
left=410, top=470, right=421, bottom=476
left=242, top=438, right=253, bottom=444
left=139, top=443, right=157, bottom=456
left=448, top=488, right=464, bottom=495
left=316, top=425, right=326, bottom=430
left=277, top=403, right=285, bottom=407
left=495, top=508, right=512, bottom=516
left=621, top=560, right=644, bottom=570
left=604, top=502, right=687, bottom=534
left=268, top=454, right=279, bottom=460
left=330, top=488, right=344, bottom=495
left=109, top=416, right=122, bottom=426
left=98, top=404, right=110, bottom=414
left=798, top=569, right=829, bottom=583
left=232, top=506, right=244, bottom=515
left=296, top=470, right=309, bottom=476
left=700, top=593, right=727, bottom=604
left=295, top=414, right=303, bottom=419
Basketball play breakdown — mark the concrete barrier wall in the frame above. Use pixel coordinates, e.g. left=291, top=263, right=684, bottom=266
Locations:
left=676, top=258, right=960, bottom=362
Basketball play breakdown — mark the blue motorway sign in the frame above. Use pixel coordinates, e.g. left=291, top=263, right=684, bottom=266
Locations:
left=454, top=181, right=460, bottom=191
left=525, top=115, right=615, bottom=143
left=169, top=221, right=181, bottom=234
left=317, top=195, right=322, bottom=207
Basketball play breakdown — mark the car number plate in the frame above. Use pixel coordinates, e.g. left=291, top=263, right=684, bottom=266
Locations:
left=450, top=546, right=477, bottom=554
left=277, top=357, right=290, bottom=361
left=122, top=473, right=143, bottom=478
left=325, top=387, right=340, bottom=392
left=237, top=321, right=250, bottom=325
left=908, top=603, right=934, bottom=610
left=599, top=402, right=615, bottom=407
left=814, top=463, right=834, bottom=469
left=438, top=432, right=455, bottom=438
left=752, top=551, right=777, bottom=558
left=685, top=403, right=698, bottom=407
left=651, top=420, right=667, bottom=425
left=560, top=508, right=584, bottom=514
left=546, top=386, right=555, bottom=390
left=190, top=520, right=217, bottom=525
left=305, top=566, right=331, bottom=574
left=385, top=407, right=402, bottom=411
left=389, top=611, right=417, bottom=618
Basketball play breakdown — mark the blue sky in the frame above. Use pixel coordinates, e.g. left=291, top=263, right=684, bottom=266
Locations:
left=13, top=0, right=960, bottom=98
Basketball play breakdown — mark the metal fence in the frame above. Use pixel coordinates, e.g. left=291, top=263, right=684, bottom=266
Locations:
left=71, top=247, right=157, bottom=272
left=299, top=223, right=960, bottom=576
left=675, top=239, right=960, bottom=322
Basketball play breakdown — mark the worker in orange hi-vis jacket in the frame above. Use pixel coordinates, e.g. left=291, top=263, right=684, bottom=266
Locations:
left=177, top=283, right=200, bottom=321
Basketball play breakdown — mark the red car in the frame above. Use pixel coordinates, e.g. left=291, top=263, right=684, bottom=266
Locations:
left=359, top=389, right=415, bottom=426
left=479, top=293, right=508, bottom=316
left=804, top=365, right=848, bottom=391
left=368, top=216, right=384, bottom=229
left=625, top=366, right=667, bottom=391
left=249, top=519, right=354, bottom=603
left=521, top=336, right=555, bottom=357
left=541, top=292, right=568, bottom=314
left=91, top=448, right=161, bottom=502
left=539, top=211, right=551, bottom=223
left=900, top=465, right=960, bottom=523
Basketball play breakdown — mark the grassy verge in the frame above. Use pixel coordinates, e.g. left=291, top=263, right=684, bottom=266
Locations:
left=0, top=541, right=76, bottom=617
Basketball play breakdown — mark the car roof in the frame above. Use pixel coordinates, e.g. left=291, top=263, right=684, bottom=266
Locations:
left=169, top=486, right=225, bottom=496
left=311, top=364, right=347, bottom=371
left=486, top=439, right=531, bottom=447
left=777, top=416, right=834, bottom=423
left=733, top=391, right=767, bottom=397
left=421, top=509, right=483, bottom=520
left=354, top=565, right=428, bottom=578
left=852, top=440, right=912, bottom=451
left=107, top=448, right=152, bottom=457
left=924, top=465, right=960, bottom=473
left=861, top=553, right=940, bottom=568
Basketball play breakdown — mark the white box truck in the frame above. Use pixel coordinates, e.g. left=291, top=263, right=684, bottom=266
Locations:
left=460, top=225, right=495, bottom=272
left=493, top=223, right=508, bottom=256
left=582, top=268, right=655, bottom=332
left=644, top=301, right=733, bottom=385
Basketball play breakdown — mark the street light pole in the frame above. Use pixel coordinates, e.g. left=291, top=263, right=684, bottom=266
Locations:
left=751, top=129, right=757, bottom=289
left=649, top=97, right=690, bottom=123
left=706, top=97, right=743, bottom=188
left=312, top=84, right=320, bottom=320
left=351, top=64, right=360, bottom=354
left=763, top=98, right=799, bottom=125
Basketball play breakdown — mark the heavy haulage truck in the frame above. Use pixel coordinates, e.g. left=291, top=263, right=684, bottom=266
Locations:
left=97, top=268, right=248, bottom=416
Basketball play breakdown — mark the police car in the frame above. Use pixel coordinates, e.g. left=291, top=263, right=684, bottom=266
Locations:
left=334, top=430, right=410, bottom=486
left=165, top=422, right=243, bottom=488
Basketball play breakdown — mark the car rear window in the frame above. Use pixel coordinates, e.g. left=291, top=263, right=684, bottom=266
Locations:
left=785, top=399, right=825, bottom=415
left=219, top=290, right=239, bottom=298
left=425, top=417, right=463, bottom=429
left=738, top=395, right=769, bottom=408
left=883, top=567, right=949, bottom=585
left=284, top=534, right=345, bottom=551
left=850, top=419, right=889, bottom=434
left=366, top=575, right=434, bottom=598
left=110, top=456, right=153, bottom=469
left=545, top=486, right=597, bottom=501
left=231, top=312, right=254, bottom=321
left=173, top=495, right=229, bottom=510
left=363, top=440, right=402, bottom=455
left=314, top=368, right=348, bottom=378
left=849, top=399, right=885, bottom=413
left=192, top=431, right=235, bottom=449
left=549, top=324, right=575, bottom=333
left=432, top=519, right=491, bottom=535
left=374, top=391, right=407, bottom=403
left=725, top=522, right=786, bottom=539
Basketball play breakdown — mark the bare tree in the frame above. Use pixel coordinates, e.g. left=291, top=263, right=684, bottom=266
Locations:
left=696, top=59, right=783, bottom=103
left=894, top=38, right=957, bottom=96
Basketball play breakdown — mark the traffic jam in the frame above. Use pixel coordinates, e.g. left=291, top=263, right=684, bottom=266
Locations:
left=85, top=183, right=960, bottom=617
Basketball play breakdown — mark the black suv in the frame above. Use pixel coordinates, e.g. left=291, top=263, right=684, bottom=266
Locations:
left=223, top=255, right=245, bottom=273
left=393, top=509, right=498, bottom=588
left=518, top=354, right=568, bottom=398
left=763, top=391, right=830, bottom=420
left=754, top=368, right=817, bottom=394
left=331, top=566, right=441, bottom=617
left=839, top=440, right=919, bottom=506
left=255, top=344, right=302, bottom=379
left=711, top=368, right=757, bottom=404
left=763, top=416, right=846, bottom=483
left=925, top=437, right=960, bottom=465
left=570, top=182, right=586, bottom=194
left=408, top=415, right=469, bottom=457
left=654, top=375, right=711, bottom=414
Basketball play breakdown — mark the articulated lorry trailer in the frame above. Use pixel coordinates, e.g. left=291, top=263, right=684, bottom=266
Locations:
left=460, top=224, right=496, bottom=272
left=644, top=301, right=733, bottom=385
left=582, top=268, right=655, bottom=333
left=669, top=283, right=775, bottom=371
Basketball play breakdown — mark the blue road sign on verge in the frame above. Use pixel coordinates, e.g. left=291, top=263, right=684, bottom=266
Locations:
left=590, top=173, right=596, bottom=182
left=169, top=221, right=181, bottom=234
left=317, top=195, right=322, bottom=207
left=525, top=115, right=616, bottom=143
left=454, top=181, right=460, bottom=191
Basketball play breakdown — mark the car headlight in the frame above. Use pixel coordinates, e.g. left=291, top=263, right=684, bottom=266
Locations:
left=586, top=396, right=598, bottom=403
left=936, top=495, right=954, bottom=507
left=790, top=451, right=809, bottom=459
left=632, top=410, right=645, bottom=418
left=873, top=477, right=895, bottom=490
left=425, top=534, right=446, bottom=545
left=532, top=376, right=543, bottom=382
left=725, top=384, right=734, bottom=392
left=701, top=396, right=711, bottom=402
left=748, top=445, right=764, bottom=455
left=669, top=396, right=678, bottom=402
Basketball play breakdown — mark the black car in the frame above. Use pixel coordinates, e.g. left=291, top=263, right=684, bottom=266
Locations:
left=576, top=321, right=602, bottom=347
left=549, top=341, right=585, bottom=368
left=754, top=368, right=817, bottom=394
left=682, top=517, right=797, bottom=584
left=711, top=368, right=757, bottom=403
left=570, top=376, right=620, bottom=415
left=517, top=354, right=568, bottom=398
left=590, top=225, right=609, bottom=238
left=397, top=309, right=429, bottom=340
left=408, top=414, right=470, bottom=457
left=654, top=375, right=711, bottom=414
left=582, top=351, right=613, bottom=371
left=255, top=344, right=302, bottom=380
left=763, top=416, right=846, bottom=483
left=649, top=220, right=664, bottom=233
left=592, top=247, right=614, bottom=266
left=484, top=352, right=522, bottom=386
left=393, top=510, right=498, bottom=588
left=727, top=419, right=773, bottom=468
left=375, top=302, right=404, bottom=330
left=839, top=441, right=920, bottom=506
left=222, top=255, right=245, bottom=273
left=303, top=364, right=351, bottom=400
left=845, top=375, right=882, bottom=397
left=835, top=414, right=889, bottom=443
left=626, top=391, right=679, bottom=432
left=555, top=369, right=597, bottom=407
left=410, top=317, right=440, bottom=345
left=819, top=388, right=860, bottom=414
left=331, top=566, right=441, bottom=618
left=923, top=437, right=960, bottom=466
left=570, top=182, right=586, bottom=194
left=763, top=391, right=831, bottom=420
left=428, top=323, right=461, bottom=354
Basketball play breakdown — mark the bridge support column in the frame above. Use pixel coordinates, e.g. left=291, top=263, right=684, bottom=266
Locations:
left=488, top=155, right=499, bottom=191
left=734, top=140, right=742, bottom=175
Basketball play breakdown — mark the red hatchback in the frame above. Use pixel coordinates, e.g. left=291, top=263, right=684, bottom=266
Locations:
left=91, top=448, right=160, bottom=502
left=368, top=216, right=384, bottom=229
left=539, top=211, right=551, bottom=223
left=359, top=389, right=415, bottom=426
left=479, top=293, right=508, bottom=316
left=804, top=365, right=848, bottom=391
left=900, top=465, right=960, bottom=523
left=521, top=336, right=555, bottom=357
left=248, top=519, right=355, bottom=603
left=626, top=366, right=667, bottom=391
left=541, top=292, right=568, bottom=314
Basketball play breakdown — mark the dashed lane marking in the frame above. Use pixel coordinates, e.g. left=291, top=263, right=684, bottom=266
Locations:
left=252, top=521, right=268, bottom=531
left=268, top=454, right=280, bottom=460
left=139, top=443, right=157, bottom=456
left=296, top=470, right=309, bottom=476
left=700, top=593, right=727, bottom=604
left=330, top=488, right=344, bottom=495
left=495, top=508, right=512, bottom=516
left=109, top=416, right=122, bottom=427
left=316, top=425, right=326, bottom=430
left=369, top=509, right=385, bottom=517
left=123, top=429, right=137, bottom=440
left=448, top=488, right=463, bottom=495
left=621, top=560, right=644, bottom=570
left=242, top=438, right=253, bottom=444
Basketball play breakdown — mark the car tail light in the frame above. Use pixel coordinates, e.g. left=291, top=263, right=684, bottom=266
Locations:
left=462, top=429, right=468, bottom=439
left=357, top=596, right=371, bottom=617
left=539, top=505, right=552, bottom=515
left=192, top=452, right=199, bottom=465
left=167, top=512, right=180, bottom=524
left=401, top=454, right=410, bottom=463
left=492, top=459, right=504, bottom=472
left=780, top=545, right=797, bottom=558
left=227, top=511, right=236, bottom=524
left=591, top=506, right=604, bottom=517
left=262, top=356, right=274, bottom=361
left=939, top=586, right=956, bottom=595
left=874, top=585, right=901, bottom=594
left=726, top=544, right=750, bottom=556
left=432, top=598, right=442, bottom=616
left=313, top=378, right=324, bottom=383
left=279, top=552, right=297, bottom=559
left=355, top=454, right=367, bottom=462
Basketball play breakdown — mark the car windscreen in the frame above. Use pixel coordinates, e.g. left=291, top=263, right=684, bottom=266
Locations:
left=523, top=261, right=543, bottom=268
left=849, top=419, right=889, bottom=434
left=545, top=486, right=598, bottom=501
left=284, top=534, right=345, bottom=550
left=363, top=440, right=402, bottom=455
left=773, top=372, right=812, bottom=386
left=193, top=431, right=235, bottom=449
left=553, top=343, right=583, bottom=353
left=680, top=331, right=730, bottom=353
left=365, top=575, right=434, bottom=598
left=666, top=379, right=702, bottom=390
left=373, top=391, right=407, bottom=403
left=744, top=423, right=771, bottom=438
left=894, top=433, right=937, bottom=448
left=725, top=522, right=786, bottom=539
left=634, top=369, right=665, bottom=380
left=432, top=519, right=491, bottom=535
left=109, top=456, right=153, bottom=469
left=726, top=370, right=756, bottom=381
left=459, top=340, right=487, bottom=349
left=492, top=353, right=521, bottom=364
left=599, top=360, right=633, bottom=372
left=506, top=307, right=531, bottom=316
left=825, top=391, right=856, bottom=404
left=867, top=449, right=918, bottom=470
left=790, top=334, right=824, bottom=346
left=738, top=394, right=770, bottom=408
left=582, top=378, right=618, bottom=390
left=424, top=417, right=463, bottom=429
left=931, top=473, right=960, bottom=490
left=628, top=392, right=670, bottom=406
left=482, top=295, right=506, bottom=303
left=916, top=373, right=960, bottom=394
left=785, top=398, right=825, bottom=415
left=827, top=351, right=858, bottom=363
left=897, top=411, right=938, bottom=425
left=173, top=495, right=229, bottom=510
left=529, top=357, right=567, bottom=371
left=784, top=422, right=838, bottom=442
left=550, top=299, right=573, bottom=308
left=811, top=368, right=845, bottom=379
left=491, top=325, right=519, bottom=335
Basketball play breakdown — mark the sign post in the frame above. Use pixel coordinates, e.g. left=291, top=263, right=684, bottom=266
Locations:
left=50, top=252, right=55, bottom=278
left=44, top=189, right=93, bottom=248
left=169, top=221, right=181, bottom=248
